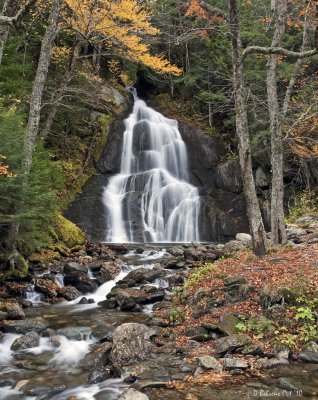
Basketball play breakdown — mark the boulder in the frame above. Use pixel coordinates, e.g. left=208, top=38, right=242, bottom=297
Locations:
left=222, top=358, right=248, bottom=369
left=57, top=286, right=81, bottom=301
left=184, top=249, right=200, bottom=261
left=169, top=247, right=184, bottom=257
left=213, top=334, right=251, bottom=354
left=64, top=262, right=88, bottom=275
left=64, top=274, right=98, bottom=293
left=98, top=261, right=121, bottom=282
left=299, top=341, right=318, bottom=363
left=110, top=323, right=153, bottom=367
left=257, top=358, right=289, bottom=369
left=217, top=314, right=241, bottom=335
left=184, top=326, right=209, bottom=342
left=198, top=355, right=223, bottom=371
left=118, top=388, right=149, bottom=400
left=34, top=279, right=59, bottom=298
left=6, top=304, right=25, bottom=320
left=11, top=332, right=40, bottom=351
left=0, top=317, right=49, bottom=334
left=235, top=233, right=252, bottom=242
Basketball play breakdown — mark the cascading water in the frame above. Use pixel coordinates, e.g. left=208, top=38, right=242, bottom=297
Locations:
left=103, top=90, right=200, bottom=243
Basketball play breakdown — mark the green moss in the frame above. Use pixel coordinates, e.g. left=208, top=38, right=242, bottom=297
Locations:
left=3, top=252, right=29, bottom=279
left=53, top=214, right=85, bottom=248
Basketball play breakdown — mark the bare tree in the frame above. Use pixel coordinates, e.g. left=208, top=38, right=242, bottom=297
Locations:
left=266, top=0, right=288, bottom=245
left=6, top=0, right=61, bottom=265
left=0, top=0, right=37, bottom=65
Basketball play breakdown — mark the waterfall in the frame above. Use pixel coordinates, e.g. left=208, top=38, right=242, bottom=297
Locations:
left=103, top=90, right=200, bottom=243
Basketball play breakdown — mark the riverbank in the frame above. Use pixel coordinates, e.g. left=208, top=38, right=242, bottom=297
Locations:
left=0, top=217, right=318, bottom=399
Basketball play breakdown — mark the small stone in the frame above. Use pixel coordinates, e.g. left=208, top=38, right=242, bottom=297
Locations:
left=222, top=357, right=248, bottom=369
left=193, top=367, right=204, bottom=377
left=198, top=355, right=223, bottom=371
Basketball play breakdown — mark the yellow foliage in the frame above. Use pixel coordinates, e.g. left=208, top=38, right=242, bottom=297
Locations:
left=64, top=0, right=181, bottom=75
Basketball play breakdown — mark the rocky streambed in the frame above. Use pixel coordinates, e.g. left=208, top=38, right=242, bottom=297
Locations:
left=1, top=238, right=318, bottom=399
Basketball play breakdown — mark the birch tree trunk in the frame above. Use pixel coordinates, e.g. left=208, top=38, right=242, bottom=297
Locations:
left=6, top=0, right=61, bottom=260
left=0, top=0, right=18, bottom=64
left=229, top=0, right=267, bottom=256
left=267, top=0, right=288, bottom=245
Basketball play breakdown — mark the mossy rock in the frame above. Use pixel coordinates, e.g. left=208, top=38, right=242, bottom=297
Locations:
left=54, top=214, right=85, bottom=248
left=5, top=252, right=29, bottom=278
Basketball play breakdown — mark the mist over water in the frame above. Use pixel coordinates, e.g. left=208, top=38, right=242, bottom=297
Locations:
left=103, top=90, right=200, bottom=243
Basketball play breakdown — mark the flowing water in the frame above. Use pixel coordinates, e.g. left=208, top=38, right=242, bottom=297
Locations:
left=103, top=90, right=200, bottom=243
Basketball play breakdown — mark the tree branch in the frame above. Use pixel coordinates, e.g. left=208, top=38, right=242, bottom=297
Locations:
left=0, top=0, right=37, bottom=25
left=197, top=1, right=228, bottom=21
left=242, top=45, right=317, bottom=59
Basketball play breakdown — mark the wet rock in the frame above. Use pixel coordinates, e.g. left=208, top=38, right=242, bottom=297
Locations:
left=11, top=332, right=40, bottom=350
left=56, top=327, right=92, bottom=341
left=118, top=388, right=149, bottom=400
left=91, top=325, right=114, bottom=341
left=166, top=274, right=184, bottom=286
left=257, top=358, right=289, bottom=369
left=299, top=341, right=318, bottom=363
left=217, top=313, right=241, bottom=335
left=120, top=268, right=163, bottom=284
left=98, top=298, right=118, bottom=309
left=64, top=273, right=98, bottom=293
left=88, top=367, right=113, bottom=384
left=34, top=278, right=59, bottom=298
left=97, top=261, right=121, bottom=283
left=64, top=262, right=88, bottom=275
left=235, top=233, right=252, bottom=242
left=164, top=260, right=185, bottom=269
left=81, top=341, right=112, bottom=370
left=184, top=249, right=200, bottom=261
left=20, top=299, right=33, bottom=308
left=169, top=247, right=184, bottom=257
left=213, top=334, right=251, bottom=355
left=6, top=304, right=25, bottom=320
left=57, top=285, right=81, bottom=301
left=198, top=355, right=223, bottom=371
left=223, top=276, right=247, bottom=287
left=110, top=323, right=153, bottom=367
left=79, top=297, right=89, bottom=304
left=0, top=317, right=49, bottom=334
left=114, top=288, right=165, bottom=311
left=222, top=357, right=248, bottom=369
left=0, top=311, right=8, bottom=320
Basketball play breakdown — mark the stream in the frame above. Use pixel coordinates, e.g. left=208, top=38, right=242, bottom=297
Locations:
left=1, top=247, right=318, bottom=400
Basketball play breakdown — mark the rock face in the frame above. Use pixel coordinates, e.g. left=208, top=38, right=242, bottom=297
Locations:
left=65, top=100, right=253, bottom=242
left=110, top=323, right=153, bottom=367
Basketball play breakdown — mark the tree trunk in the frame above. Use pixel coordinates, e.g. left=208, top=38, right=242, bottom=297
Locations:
left=42, top=39, right=81, bottom=139
left=0, top=0, right=18, bottom=64
left=229, top=0, right=267, bottom=256
left=266, top=0, right=288, bottom=245
left=7, top=0, right=61, bottom=257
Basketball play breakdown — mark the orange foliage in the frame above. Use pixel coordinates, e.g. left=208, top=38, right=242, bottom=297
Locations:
left=0, top=155, right=15, bottom=177
left=64, top=0, right=181, bottom=75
